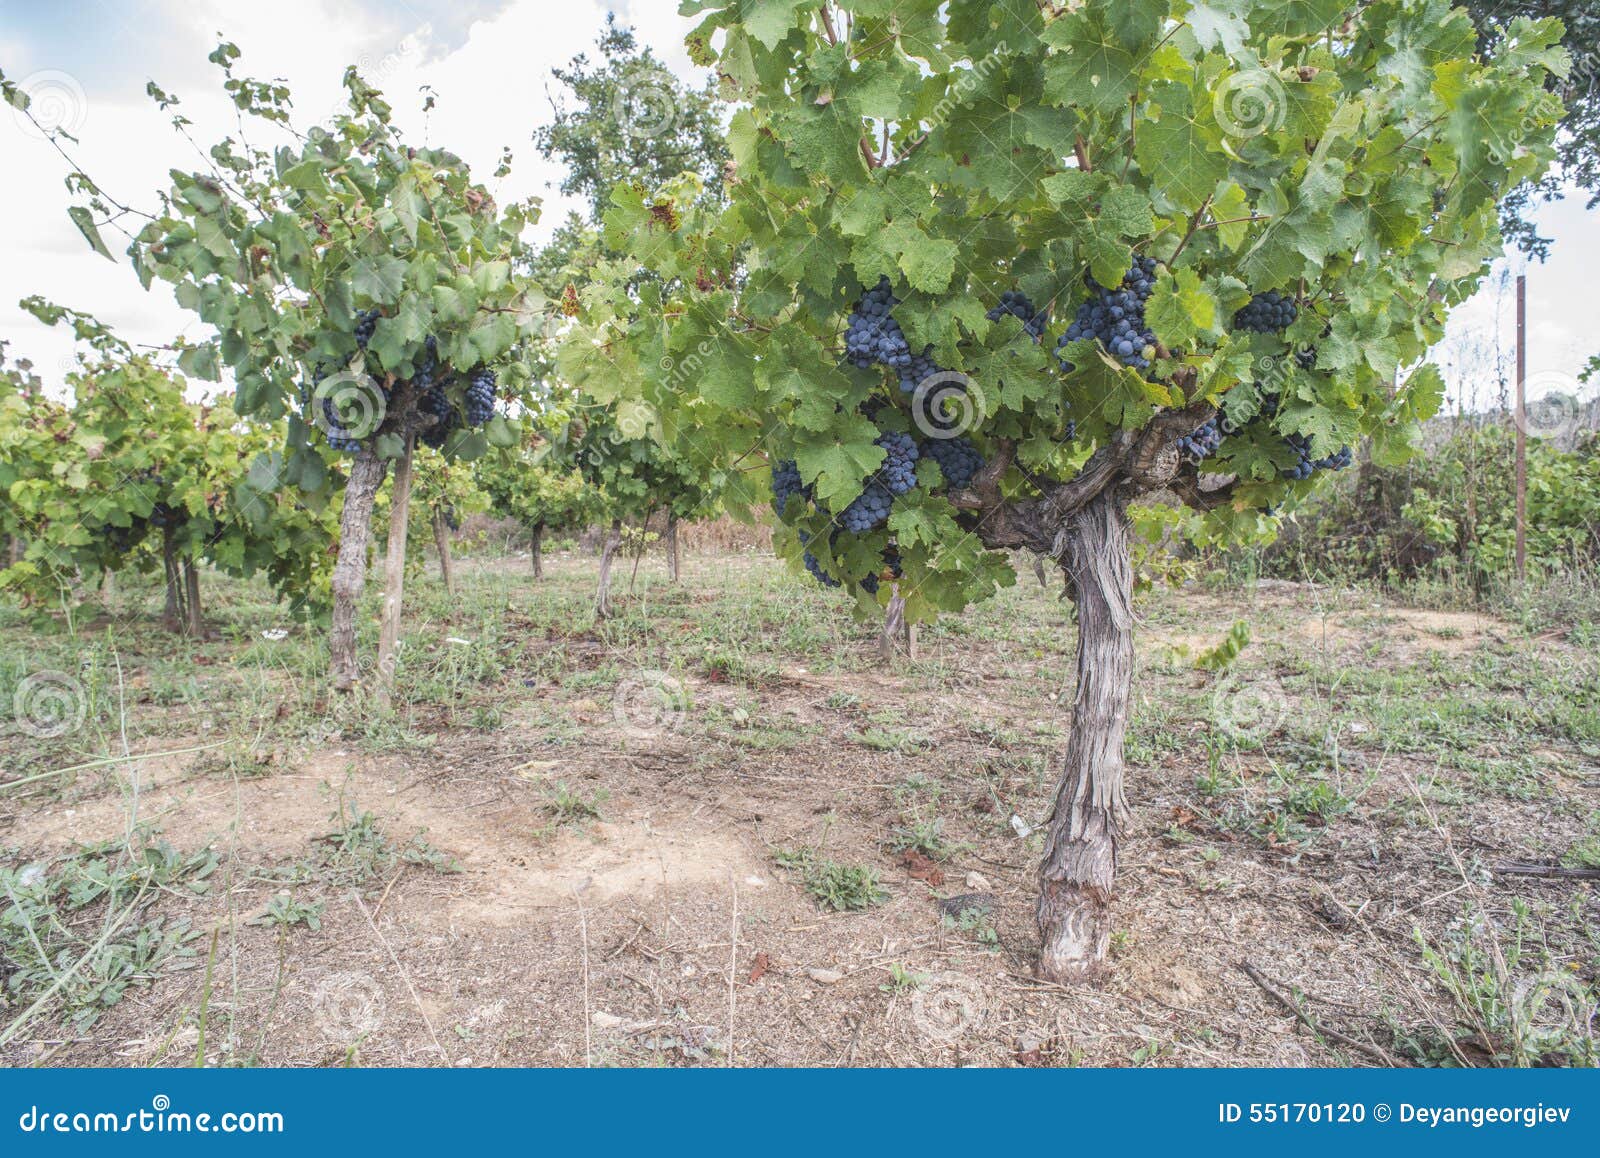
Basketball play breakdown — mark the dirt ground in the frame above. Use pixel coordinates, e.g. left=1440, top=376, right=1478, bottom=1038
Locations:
left=2, top=549, right=1597, bottom=1067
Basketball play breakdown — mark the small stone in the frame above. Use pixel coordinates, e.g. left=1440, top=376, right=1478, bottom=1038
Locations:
left=965, top=871, right=993, bottom=891
left=591, top=1011, right=625, bottom=1029
left=807, top=968, right=844, bottom=985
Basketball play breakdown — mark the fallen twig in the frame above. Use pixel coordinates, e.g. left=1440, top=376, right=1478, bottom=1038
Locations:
left=1237, top=961, right=1401, bottom=1066
left=1493, top=862, right=1600, bottom=880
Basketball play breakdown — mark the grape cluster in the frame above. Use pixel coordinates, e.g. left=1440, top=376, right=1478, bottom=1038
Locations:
left=898, top=346, right=943, bottom=394
left=1314, top=444, right=1353, bottom=472
left=1294, top=347, right=1318, bottom=370
left=464, top=369, right=496, bottom=427
left=354, top=309, right=380, bottom=349
left=803, top=549, right=841, bottom=588
left=1178, top=419, right=1224, bottom=462
left=845, top=278, right=911, bottom=371
left=420, top=381, right=456, bottom=450
left=1233, top=291, right=1298, bottom=333
left=859, top=545, right=903, bottom=596
left=922, top=436, right=984, bottom=489
left=1057, top=257, right=1160, bottom=371
left=322, top=397, right=364, bottom=453
left=875, top=431, right=920, bottom=495
left=770, top=459, right=810, bottom=517
left=986, top=291, right=1049, bottom=340
left=840, top=481, right=893, bottom=532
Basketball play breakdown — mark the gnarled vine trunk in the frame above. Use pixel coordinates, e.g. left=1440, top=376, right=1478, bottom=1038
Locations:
left=878, top=583, right=916, bottom=663
left=329, top=444, right=389, bottom=692
left=432, top=506, right=455, bottom=595
left=160, top=525, right=183, bottom=633
left=665, top=512, right=681, bottom=583
left=594, top=518, right=622, bottom=619
left=1036, top=489, right=1133, bottom=983
left=530, top=520, right=544, bottom=580
left=375, top=434, right=416, bottom=705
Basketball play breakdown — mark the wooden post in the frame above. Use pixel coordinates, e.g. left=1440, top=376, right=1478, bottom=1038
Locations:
left=1514, top=272, right=1527, bottom=582
left=666, top=511, right=681, bottom=583
left=432, top=506, right=456, bottom=595
left=329, top=445, right=389, bottom=691
left=530, top=520, right=545, bottom=580
left=375, top=432, right=416, bottom=704
left=183, top=559, right=204, bottom=638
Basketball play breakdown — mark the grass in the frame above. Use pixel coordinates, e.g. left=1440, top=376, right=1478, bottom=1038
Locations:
left=3, top=541, right=1597, bottom=1066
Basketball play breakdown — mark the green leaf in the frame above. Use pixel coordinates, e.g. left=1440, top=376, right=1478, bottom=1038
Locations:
left=68, top=207, right=114, bottom=262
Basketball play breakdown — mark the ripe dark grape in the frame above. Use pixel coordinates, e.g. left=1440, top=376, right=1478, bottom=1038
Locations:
left=771, top=459, right=810, bottom=517
left=1314, top=445, right=1353, bottom=472
left=921, top=436, right=984, bottom=490
left=845, top=277, right=912, bottom=371
left=1295, top=346, right=1318, bottom=370
left=986, top=290, right=1048, bottom=341
left=803, top=550, right=840, bottom=588
left=874, top=431, right=920, bottom=496
left=322, top=396, right=363, bottom=452
left=898, top=346, right=944, bottom=394
left=839, top=480, right=893, bottom=532
left=1056, top=257, right=1160, bottom=372
left=355, top=309, right=380, bottom=349
left=464, top=368, right=496, bottom=427
left=1178, top=419, right=1223, bottom=462
left=860, top=545, right=904, bottom=596
left=1281, top=432, right=1315, bottom=480
left=1233, top=291, right=1298, bottom=334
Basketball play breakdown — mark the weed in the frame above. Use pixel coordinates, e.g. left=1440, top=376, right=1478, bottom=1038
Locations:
left=773, top=847, right=887, bottom=912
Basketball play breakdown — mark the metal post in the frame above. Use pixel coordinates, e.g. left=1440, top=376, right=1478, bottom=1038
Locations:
left=1514, top=273, right=1527, bottom=582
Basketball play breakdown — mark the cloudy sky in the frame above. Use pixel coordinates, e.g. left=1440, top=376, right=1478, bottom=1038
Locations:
left=1, top=0, right=1596, bottom=409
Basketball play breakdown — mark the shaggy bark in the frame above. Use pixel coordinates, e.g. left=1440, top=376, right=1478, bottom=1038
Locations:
left=433, top=506, right=455, bottom=595
left=160, top=525, right=183, bottom=633
left=376, top=434, right=416, bottom=704
left=666, top=512, right=681, bottom=582
left=182, top=559, right=204, bottom=638
left=878, top=583, right=917, bottom=662
left=530, top=520, right=545, bottom=580
left=1036, top=489, right=1134, bottom=983
left=329, top=445, right=389, bottom=692
left=595, top=518, right=622, bottom=619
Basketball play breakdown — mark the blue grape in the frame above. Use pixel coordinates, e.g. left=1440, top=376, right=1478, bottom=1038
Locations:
left=987, top=290, right=1049, bottom=341
left=874, top=431, right=920, bottom=496
left=1178, top=419, right=1223, bottom=462
left=1233, top=291, right=1298, bottom=334
left=354, top=309, right=380, bottom=349
left=921, top=437, right=984, bottom=490
left=464, top=368, right=496, bottom=427
left=1056, top=257, right=1160, bottom=373
left=839, top=481, right=893, bottom=532
left=771, top=459, right=810, bottom=517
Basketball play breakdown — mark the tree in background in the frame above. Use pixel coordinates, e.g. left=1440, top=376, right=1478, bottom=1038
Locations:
left=564, top=0, right=1565, bottom=980
left=0, top=302, right=337, bottom=633
left=475, top=426, right=603, bottom=580
left=39, top=50, right=550, bottom=696
left=375, top=451, right=488, bottom=595
left=1465, top=1, right=1598, bottom=257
